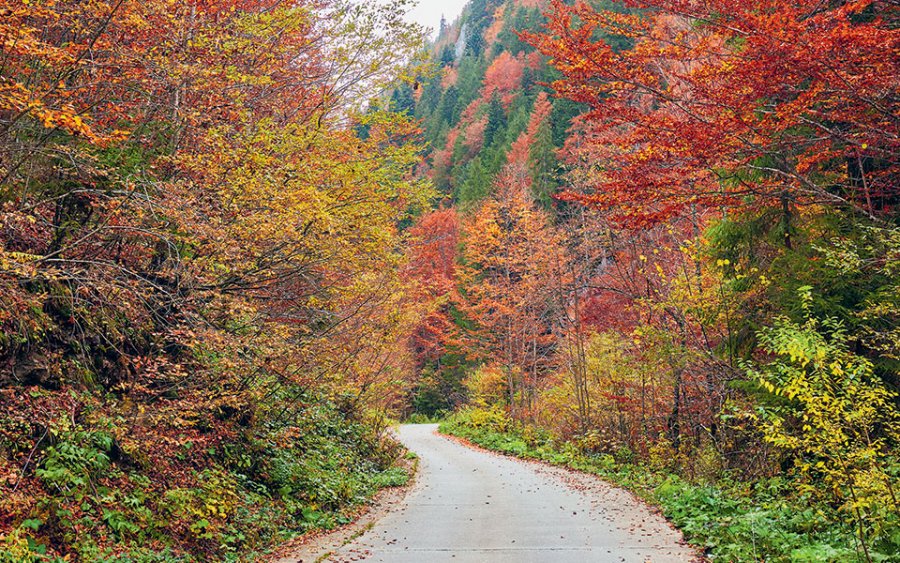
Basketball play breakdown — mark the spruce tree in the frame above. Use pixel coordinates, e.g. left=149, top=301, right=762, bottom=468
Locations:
left=457, top=156, right=491, bottom=205
left=484, top=93, right=506, bottom=149
left=529, top=117, right=558, bottom=206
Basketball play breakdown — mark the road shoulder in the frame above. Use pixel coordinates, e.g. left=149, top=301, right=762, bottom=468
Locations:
left=267, top=455, right=419, bottom=563
left=440, top=430, right=705, bottom=562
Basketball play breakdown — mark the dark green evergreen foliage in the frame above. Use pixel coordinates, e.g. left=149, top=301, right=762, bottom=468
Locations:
left=707, top=213, right=900, bottom=389
left=504, top=96, right=532, bottom=137
left=455, top=55, right=488, bottom=114
left=541, top=62, right=590, bottom=146
left=497, top=7, right=545, bottom=55
left=411, top=376, right=454, bottom=417
left=483, top=93, right=507, bottom=149
left=439, top=45, right=455, bottom=67
left=409, top=351, right=470, bottom=417
left=417, top=75, right=442, bottom=115
left=529, top=117, right=559, bottom=206
left=467, top=0, right=491, bottom=21
left=466, top=25, right=487, bottom=58
left=464, top=0, right=498, bottom=58
left=457, top=156, right=492, bottom=205
left=521, top=64, right=538, bottom=92
left=390, top=83, right=416, bottom=115
left=549, top=96, right=587, bottom=148
left=438, top=86, right=460, bottom=124
left=390, top=0, right=589, bottom=207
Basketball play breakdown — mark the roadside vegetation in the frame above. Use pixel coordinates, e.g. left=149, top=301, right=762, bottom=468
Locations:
left=2, top=0, right=897, bottom=560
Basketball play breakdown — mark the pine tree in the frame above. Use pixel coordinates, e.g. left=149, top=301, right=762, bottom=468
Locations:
left=439, top=45, right=455, bottom=67
left=484, top=93, right=507, bottom=149
left=390, top=83, right=416, bottom=115
left=416, top=75, right=443, bottom=118
left=439, top=86, right=460, bottom=124
left=457, top=156, right=492, bottom=205
left=529, top=117, right=558, bottom=206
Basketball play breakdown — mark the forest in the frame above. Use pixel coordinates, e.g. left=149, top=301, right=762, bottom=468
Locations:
left=1, top=0, right=898, bottom=561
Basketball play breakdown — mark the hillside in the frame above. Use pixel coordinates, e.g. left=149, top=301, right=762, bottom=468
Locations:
left=398, top=0, right=633, bottom=412
left=393, top=1, right=572, bottom=205
left=400, top=1, right=900, bottom=560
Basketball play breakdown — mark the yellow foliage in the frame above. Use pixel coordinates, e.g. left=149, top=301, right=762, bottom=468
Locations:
left=463, top=365, right=509, bottom=407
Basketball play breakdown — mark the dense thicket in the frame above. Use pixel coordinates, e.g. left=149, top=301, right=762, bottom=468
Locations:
left=0, top=0, right=428, bottom=560
left=401, top=0, right=899, bottom=559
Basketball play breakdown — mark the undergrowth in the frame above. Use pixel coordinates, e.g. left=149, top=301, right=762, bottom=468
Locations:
left=0, top=391, right=410, bottom=562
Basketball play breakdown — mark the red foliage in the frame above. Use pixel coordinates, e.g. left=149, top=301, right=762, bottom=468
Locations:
left=404, top=209, right=461, bottom=366
left=482, top=52, right=525, bottom=107
left=528, top=0, right=900, bottom=226
left=508, top=92, right=553, bottom=167
left=463, top=117, right=489, bottom=158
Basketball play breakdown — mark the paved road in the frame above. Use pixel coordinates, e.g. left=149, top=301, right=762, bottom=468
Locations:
left=326, top=424, right=698, bottom=563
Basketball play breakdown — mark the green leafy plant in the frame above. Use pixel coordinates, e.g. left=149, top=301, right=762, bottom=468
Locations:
left=746, top=287, right=900, bottom=560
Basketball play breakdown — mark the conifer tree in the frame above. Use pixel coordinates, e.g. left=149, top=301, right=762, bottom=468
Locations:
left=484, top=93, right=507, bottom=149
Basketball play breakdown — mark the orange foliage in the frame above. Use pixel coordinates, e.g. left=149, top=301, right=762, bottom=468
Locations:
left=458, top=167, right=568, bottom=412
left=508, top=92, right=553, bottom=167
left=482, top=52, right=525, bottom=107
left=0, top=0, right=427, bottom=558
left=404, top=209, right=461, bottom=367
left=441, top=66, right=460, bottom=89
left=484, top=5, right=507, bottom=46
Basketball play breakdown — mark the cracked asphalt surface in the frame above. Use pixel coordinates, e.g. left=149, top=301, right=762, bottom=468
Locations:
left=326, top=424, right=699, bottom=563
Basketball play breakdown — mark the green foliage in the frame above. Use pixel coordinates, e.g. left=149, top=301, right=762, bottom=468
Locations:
left=483, top=93, right=507, bottom=150
left=456, top=156, right=492, bottom=205
left=497, top=7, right=544, bottom=55
left=1, top=1, right=426, bottom=560
left=36, top=431, right=113, bottom=496
left=1, top=397, right=409, bottom=562
left=405, top=412, right=446, bottom=424
left=528, top=116, right=559, bottom=206
left=409, top=360, right=467, bottom=417
left=408, top=2, right=899, bottom=562
left=746, top=287, right=900, bottom=555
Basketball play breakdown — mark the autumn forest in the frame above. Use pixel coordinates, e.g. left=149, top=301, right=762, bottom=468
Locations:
left=1, top=0, right=898, bottom=561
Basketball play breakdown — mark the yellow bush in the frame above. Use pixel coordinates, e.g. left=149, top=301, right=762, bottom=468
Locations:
left=462, top=365, right=509, bottom=407
left=462, top=405, right=510, bottom=432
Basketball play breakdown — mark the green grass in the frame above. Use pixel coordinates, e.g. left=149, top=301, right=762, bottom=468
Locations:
left=403, top=412, right=447, bottom=424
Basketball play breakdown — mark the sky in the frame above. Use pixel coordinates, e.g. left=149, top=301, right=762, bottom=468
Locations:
left=405, top=0, right=469, bottom=39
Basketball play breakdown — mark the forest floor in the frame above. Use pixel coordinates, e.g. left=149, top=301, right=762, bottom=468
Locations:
left=277, top=424, right=700, bottom=563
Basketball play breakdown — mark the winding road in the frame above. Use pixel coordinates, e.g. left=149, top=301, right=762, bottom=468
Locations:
left=289, top=424, right=699, bottom=562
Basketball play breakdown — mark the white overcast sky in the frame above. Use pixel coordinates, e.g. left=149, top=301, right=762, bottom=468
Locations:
left=404, top=0, right=470, bottom=39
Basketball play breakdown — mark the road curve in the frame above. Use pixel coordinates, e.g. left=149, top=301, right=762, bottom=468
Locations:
left=326, top=424, right=699, bottom=563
